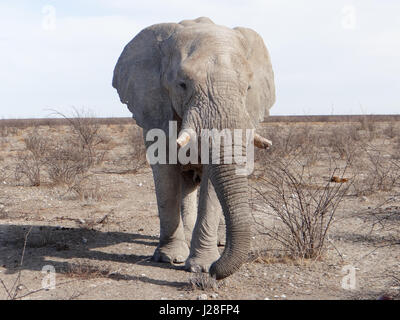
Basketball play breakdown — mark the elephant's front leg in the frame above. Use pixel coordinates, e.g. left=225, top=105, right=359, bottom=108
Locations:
left=185, top=165, right=221, bottom=273
left=181, top=170, right=199, bottom=247
left=151, top=164, right=189, bottom=264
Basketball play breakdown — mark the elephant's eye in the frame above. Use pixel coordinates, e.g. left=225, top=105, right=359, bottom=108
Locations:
left=247, top=85, right=251, bottom=90
left=178, top=82, right=187, bottom=90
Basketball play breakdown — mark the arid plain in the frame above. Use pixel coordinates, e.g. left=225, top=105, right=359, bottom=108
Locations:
left=0, top=115, right=399, bottom=300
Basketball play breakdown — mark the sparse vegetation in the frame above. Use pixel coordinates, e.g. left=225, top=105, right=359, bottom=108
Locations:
left=1, top=115, right=400, bottom=299
left=251, top=157, right=351, bottom=259
left=189, top=271, right=218, bottom=291
left=127, top=126, right=147, bottom=173
left=61, top=261, right=111, bottom=280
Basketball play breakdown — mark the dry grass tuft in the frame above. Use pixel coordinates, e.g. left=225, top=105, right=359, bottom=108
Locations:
left=189, top=271, right=218, bottom=291
left=62, top=261, right=111, bottom=280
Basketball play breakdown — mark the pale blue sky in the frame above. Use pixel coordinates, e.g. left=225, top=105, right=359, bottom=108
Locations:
left=0, top=1, right=399, bottom=118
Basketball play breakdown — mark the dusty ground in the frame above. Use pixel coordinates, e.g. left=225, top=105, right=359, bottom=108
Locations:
left=0, top=117, right=399, bottom=300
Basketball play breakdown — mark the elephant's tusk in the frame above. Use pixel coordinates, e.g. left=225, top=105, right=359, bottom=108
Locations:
left=177, top=132, right=191, bottom=148
left=254, top=134, right=272, bottom=149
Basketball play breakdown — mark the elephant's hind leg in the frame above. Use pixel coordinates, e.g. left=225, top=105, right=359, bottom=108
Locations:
left=151, top=164, right=189, bottom=264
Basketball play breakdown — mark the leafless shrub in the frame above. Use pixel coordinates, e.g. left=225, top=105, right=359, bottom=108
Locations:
left=259, top=124, right=363, bottom=166
left=62, top=261, right=111, bottom=280
left=127, top=126, right=147, bottom=173
left=67, top=175, right=104, bottom=202
left=189, top=271, right=218, bottom=291
left=352, top=146, right=400, bottom=196
left=251, top=158, right=351, bottom=259
left=15, top=155, right=42, bottom=186
left=0, top=124, right=18, bottom=137
left=383, top=121, right=399, bottom=139
left=323, top=127, right=358, bottom=162
left=15, top=109, right=108, bottom=187
left=49, top=108, right=108, bottom=166
left=15, top=133, right=48, bottom=186
left=44, top=139, right=92, bottom=186
left=271, top=126, right=309, bottom=158
left=52, top=108, right=104, bottom=148
left=359, top=116, right=377, bottom=139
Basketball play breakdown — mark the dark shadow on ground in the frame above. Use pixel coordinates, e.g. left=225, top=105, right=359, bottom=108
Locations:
left=0, top=224, right=188, bottom=289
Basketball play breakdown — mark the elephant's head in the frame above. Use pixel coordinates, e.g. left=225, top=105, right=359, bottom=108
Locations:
left=113, top=17, right=275, bottom=279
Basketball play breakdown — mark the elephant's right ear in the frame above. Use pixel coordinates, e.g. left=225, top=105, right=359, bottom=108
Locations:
left=112, top=23, right=181, bottom=129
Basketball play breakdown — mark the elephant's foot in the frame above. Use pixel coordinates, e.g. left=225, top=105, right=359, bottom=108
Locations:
left=152, top=240, right=189, bottom=264
left=185, top=250, right=220, bottom=273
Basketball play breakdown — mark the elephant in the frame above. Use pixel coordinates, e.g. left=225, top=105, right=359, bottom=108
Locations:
left=112, top=17, right=275, bottom=280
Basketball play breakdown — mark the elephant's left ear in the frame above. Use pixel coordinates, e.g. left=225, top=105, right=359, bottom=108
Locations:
left=234, top=27, right=276, bottom=124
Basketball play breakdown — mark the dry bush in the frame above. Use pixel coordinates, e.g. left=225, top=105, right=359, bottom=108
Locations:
left=128, top=126, right=147, bottom=173
left=49, top=108, right=108, bottom=166
left=189, top=271, right=218, bottom=291
left=0, top=124, right=18, bottom=137
left=15, top=155, right=42, bottom=186
left=14, top=109, right=108, bottom=188
left=352, top=146, right=400, bottom=196
left=62, top=261, right=111, bottom=280
left=359, top=116, right=377, bottom=139
left=251, top=158, right=351, bottom=259
left=67, top=175, right=104, bottom=202
left=265, top=126, right=309, bottom=158
left=323, top=127, right=359, bottom=162
left=44, top=139, right=92, bottom=186
left=15, top=135, right=92, bottom=187
left=15, top=133, right=48, bottom=186
left=256, top=125, right=322, bottom=167
left=382, top=121, right=399, bottom=139
left=52, top=108, right=104, bottom=151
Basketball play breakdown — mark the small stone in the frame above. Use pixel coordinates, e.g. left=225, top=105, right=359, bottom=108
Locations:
left=198, top=294, right=208, bottom=300
left=264, top=297, right=270, bottom=300
left=82, top=237, right=87, bottom=244
left=210, top=293, right=218, bottom=299
left=281, top=294, right=287, bottom=299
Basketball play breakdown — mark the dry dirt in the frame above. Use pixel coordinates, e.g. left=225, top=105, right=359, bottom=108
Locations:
left=0, top=117, right=399, bottom=300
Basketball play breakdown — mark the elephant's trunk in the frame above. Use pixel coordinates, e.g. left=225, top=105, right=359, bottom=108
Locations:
left=208, top=163, right=251, bottom=280
left=178, top=91, right=252, bottom=279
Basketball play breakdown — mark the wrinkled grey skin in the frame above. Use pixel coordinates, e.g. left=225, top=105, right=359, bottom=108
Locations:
left=113, top=17, right=275, bottom=279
